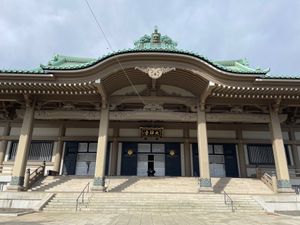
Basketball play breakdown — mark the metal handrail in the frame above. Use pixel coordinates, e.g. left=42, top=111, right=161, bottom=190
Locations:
left=24, top=161, right=46, bottom=189
left=75, top=182, right=90, bottom=211
left=224, top=191, right=235, bottom=212
left=29, top=163, right=45, bottom=180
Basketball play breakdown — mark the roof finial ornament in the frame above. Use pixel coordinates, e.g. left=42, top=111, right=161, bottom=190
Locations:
left=134, top=27, right=177, bottom=50
left=151, top=26, right=161, bottom=44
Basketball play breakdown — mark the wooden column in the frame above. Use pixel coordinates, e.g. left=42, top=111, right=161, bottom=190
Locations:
left=0, top=123, right=10, bottom=166
left=197, top=107, right=212, bottom=191
left=110, top=128, right=119, bottom=176
left=93, top=107, right=109, bottom=191
left=53, top=124, right=65, bottom=173
left=236, top=128, right=247, bottom=178
left=269, top=107, right=292, bottom=192
left=7, top=106, right=34, bottom=191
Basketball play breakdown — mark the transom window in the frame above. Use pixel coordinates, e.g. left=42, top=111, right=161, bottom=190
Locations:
left=208, top=144, right=225, bottom=164
left=247, top=144, right=291, bottom=165
left=78, top=142, right=97, bottom=153
left=9, top=141, right=54, bottom=162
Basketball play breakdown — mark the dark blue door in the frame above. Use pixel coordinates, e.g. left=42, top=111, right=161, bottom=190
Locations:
left=63, top=142, right=78, bottom=175
left=224, top=144, right=239, bottom=177
left=165, top=143, right=181, bottom=176
left=121, top=142, right=138, bottom=175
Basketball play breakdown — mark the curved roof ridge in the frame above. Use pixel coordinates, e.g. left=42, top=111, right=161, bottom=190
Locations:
left=39, top=48, right=269, bottom=75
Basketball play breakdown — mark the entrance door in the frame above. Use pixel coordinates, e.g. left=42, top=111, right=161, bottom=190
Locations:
left=224, top=144, right=239, bottom=177
left=165, top=143, right=181, bottom=176
left=63, top=142, right=78, bottom=175
left=64, top=142, right=111, bottom=176
left=136, top=143, right=166, bottom=176
left=121, top=142, right=138, bottom=175
left=192, top=143, right=238, bottom=177
left=75, top=142, right=96, bottom=176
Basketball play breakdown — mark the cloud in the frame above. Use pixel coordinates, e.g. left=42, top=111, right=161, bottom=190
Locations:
left=0, top=0, right=299, bottom=75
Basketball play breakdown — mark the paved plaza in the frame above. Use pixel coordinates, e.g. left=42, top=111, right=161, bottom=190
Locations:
left=0, top=212, right=299, bottom=225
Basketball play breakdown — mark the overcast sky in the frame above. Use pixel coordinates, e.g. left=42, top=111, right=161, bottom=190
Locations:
left=0, top=0, right=299, bottom=76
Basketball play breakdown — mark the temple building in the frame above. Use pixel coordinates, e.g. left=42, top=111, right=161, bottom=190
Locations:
left=0, top=28, right=299, bottom=193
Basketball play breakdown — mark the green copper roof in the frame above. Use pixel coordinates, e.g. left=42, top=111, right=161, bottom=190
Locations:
left=41, top=49, right=268, bottom=75
left=1, top=28, right=299, bottom=78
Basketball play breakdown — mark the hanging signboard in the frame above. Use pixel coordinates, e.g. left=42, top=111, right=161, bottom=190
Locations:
left=140, top=127, right=163, bottom=138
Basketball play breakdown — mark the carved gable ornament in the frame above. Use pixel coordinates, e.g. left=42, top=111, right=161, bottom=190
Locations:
left=135, top=66, right=175, bottom=79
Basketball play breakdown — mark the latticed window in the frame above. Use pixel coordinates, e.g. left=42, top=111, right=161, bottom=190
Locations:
left=247, top=144, right=291, bottom=165
left=9, top=141, right=53, bottom=161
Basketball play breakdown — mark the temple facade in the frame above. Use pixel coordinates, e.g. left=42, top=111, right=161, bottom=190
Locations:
left=0, top=28, right=299, bottom=192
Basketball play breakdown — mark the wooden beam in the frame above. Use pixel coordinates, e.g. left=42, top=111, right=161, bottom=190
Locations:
left=17, top=109, right=288, bottom=123
left=110, top=95, right=197, bottom=107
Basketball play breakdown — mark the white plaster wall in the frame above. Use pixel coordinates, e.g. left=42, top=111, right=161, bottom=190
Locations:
left=65, top=128, right=98, bottom=136
left=119, top=128, right=140, bottom=137
left=32, top=128, right=59, bottom=137
left=163, top=129, right=183, bottom=137
left=207, top=130, right=236, bottom=139
left=10, top=127, right=21, bottom=136
left=243, top=131, right=289, bottom=140
left=242, top=131, right=271, bottom=140
left=189, top=129, right=236, bottom=138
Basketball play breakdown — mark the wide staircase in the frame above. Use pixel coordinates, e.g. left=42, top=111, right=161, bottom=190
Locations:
left=43, top=192, right=264, bottom=213
left=32, top=176, right=272, bottom=213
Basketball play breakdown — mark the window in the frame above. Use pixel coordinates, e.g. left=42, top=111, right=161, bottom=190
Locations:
left=77, top=142, right=97, bottom=153
left=9, top=141, right=54, bottom=161
left=247, top=144, right=291, bottom=165
left=78, top=143, right=88, bottom=152
left=138, top=143, right=151, bottom=153
left=88, top=143, right=97, bottom=152
left=208, top=144, right=225, bottom=164
left=208, top=144, right=224, bottom=155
